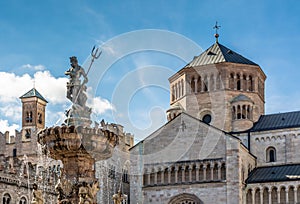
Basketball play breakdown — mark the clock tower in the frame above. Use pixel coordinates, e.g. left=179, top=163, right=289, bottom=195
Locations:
left=20, top=88, right=47, bottom=141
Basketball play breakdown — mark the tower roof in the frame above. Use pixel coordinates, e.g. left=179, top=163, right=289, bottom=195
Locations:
left=185, top=42, right=258, bottom=68
left=231, top=94, right=253, bottom=103
left=20, top=88, right=48, bottom=103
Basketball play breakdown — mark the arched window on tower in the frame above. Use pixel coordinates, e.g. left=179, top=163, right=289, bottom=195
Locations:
left=38, top=112, right=42, bottom=124
left=247, top=105, right=251, bottom=119
left=171, top=85, right=175, bottom=101
left=242, top=105, right=246, bottom=119
left=237, top=105, right=242, bottom=119
left=25, top=111, right=33, bottom=123
left=197, top=76, right=201, bottom=93
left=210, top=74, right=215, bottom=91
left=203, top=76, right=208, bottom=92
left=3, top=193, right=11, bottom=204
left=191, top=77, right=195, bottom=93
left=232, top=106, right=236, bottom=120
left=229, top=73, right=234, bottom=89
left=178, top=82, right=181, bottom=98
left=243, top=75, right=247, bottom=91
left=181, top=79, right=184, bottom=96
left=236, top=74, right=241, bottom=90
left=249, top=75, right=253, bottom=91
left=266, top=147, right=276, bottom=162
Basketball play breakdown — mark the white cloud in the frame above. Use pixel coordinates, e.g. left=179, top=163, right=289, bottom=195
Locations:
left=0, top=103, right=22, bottom=122
left=86, top=87, right=115, bottom=116
left=0, top=70, right=67, bottom=104
left=0, top=119, right=19, bottom=135
left=88, top=96, right=115, bottom=115
left=0, top=72, right=32, bottom=103
left=21, top=64, right=45, bottom=71
left=34, top=71, right=68, bottom=104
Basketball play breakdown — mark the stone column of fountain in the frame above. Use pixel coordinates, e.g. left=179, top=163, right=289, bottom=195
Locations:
left=37, top=55, right=118, bottom=204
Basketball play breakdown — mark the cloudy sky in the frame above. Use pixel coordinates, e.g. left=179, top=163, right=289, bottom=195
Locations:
left=0, top=0, right=300, bottom=142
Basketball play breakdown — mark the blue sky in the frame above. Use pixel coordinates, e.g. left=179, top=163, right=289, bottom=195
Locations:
left=0, top=0, right=300, bottom=142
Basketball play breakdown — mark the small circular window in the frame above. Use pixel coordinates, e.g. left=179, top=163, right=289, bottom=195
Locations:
left=202, top=114, right=212, bottom=124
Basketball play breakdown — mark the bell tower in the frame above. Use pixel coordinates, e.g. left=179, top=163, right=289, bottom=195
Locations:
left=20, top=88, right=47, bottom=141
left=167, top=36, right=266, bottom=132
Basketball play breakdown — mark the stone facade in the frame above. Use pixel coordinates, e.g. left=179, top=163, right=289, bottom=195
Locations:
left=96, top=123, right=134, bottom=203
left=0, top=89, right=58, bottom=203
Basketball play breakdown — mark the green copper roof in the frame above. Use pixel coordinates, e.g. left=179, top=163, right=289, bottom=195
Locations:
left=185, top=42, right=258, bottom=67
left=20, top=88, right=48, bottom=103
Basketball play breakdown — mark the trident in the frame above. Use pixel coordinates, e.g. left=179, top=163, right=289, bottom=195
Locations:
left=86, top=45, right=102, bottom=75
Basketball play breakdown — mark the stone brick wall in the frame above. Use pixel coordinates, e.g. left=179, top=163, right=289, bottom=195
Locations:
left=250, top=128, right=300, bottom=166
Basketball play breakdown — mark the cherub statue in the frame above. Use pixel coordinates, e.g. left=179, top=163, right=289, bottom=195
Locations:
left=112, top=190, right=125, bottom=204
left=31, top=183, right=44, bottom=204
left=79, top=182, right=93, bottom=204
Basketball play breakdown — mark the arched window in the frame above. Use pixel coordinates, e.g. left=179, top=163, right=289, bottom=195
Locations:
left=25, top=111, right=33, bottom=123
left=266, top=147, right=276, bottom=162
left=19, top=197, right=27, bottom=204
left=236, top=74, right=241, bottom=90
left=246, top=105, right=251, bottom=119
left=263, top=188, right=269, bottom=204
left=175, top=83, right=178, bottom=99
left=168, top=193, right=203, bottom=204
left=191, top=77, right=195, bottom=93
left=178, top=82, right=181, bottom=98
left=221, top=163, right=226, bottom=180
left=248, top=75, right=253, bottom=91
left=38, top=112, right=42, bottom=124
left=210, top=74, right=214, bottom=91
left=237, top=105, right=242, bottom=119
left=172, top=85, right=175, bottom=101
left=232, top=106, right=236, bottom=120
left=242, top=105, right=246, bottom=119
left=246, top=189, right=253, bottom=204
left=181, top=79, right=184, bottom=96
left=229, top=73, right=234, bottom=89
left=280, top=187, right=286, bottom=203
left=3, top=193, right=11, bottom=204
left=203, top=76, right=208, bottom=92
left=242, top=75, right=247, bottom=91
left=197, top=76, right=201, bottom=93
left=255, top=189, right=261, bottom=204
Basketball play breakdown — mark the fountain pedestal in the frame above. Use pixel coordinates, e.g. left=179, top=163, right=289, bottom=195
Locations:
left=38, top=125, right=118, bottom=203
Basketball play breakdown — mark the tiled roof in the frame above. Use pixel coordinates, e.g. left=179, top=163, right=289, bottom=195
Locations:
left=251, top=111, right=300, bottom=132
left=246, top=164, right=300, bottom=183
left=20, top=88, right=48, bottom=102
left=184, top=42, right=258, bottom=67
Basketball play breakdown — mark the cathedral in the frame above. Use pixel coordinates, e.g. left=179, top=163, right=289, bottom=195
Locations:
left=129, top=36, right=300, bottom=204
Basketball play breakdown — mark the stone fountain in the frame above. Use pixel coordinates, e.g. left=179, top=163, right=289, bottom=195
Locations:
left=37, top=53, right=119, bottom=203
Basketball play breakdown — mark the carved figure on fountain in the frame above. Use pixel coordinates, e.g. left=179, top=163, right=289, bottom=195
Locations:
left=112, top=190, right=125, bottom=204
left=31, top=183, right=44, bottom=204
left=65, top=56, right=92, bottom=126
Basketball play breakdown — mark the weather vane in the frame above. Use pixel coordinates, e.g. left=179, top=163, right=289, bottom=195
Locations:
left=213, top=21, right=221, bottom=42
